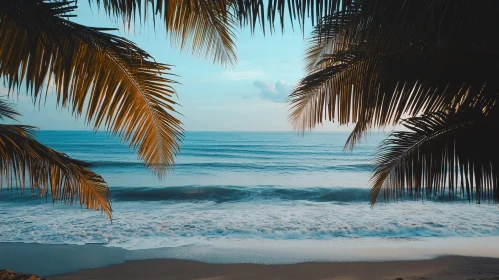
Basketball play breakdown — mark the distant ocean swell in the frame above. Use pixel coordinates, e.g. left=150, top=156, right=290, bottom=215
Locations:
left=88, top=161, right=375, bottom=172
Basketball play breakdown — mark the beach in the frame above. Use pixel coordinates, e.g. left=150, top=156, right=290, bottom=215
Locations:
left=49, top=256, right=499, bottom=280
left=3, top=242, right=499, bottom=279
left=3, top=243, right=499, bottom=279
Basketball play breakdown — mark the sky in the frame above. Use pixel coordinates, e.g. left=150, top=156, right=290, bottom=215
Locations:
left=3, top=2, right=349, bottom=132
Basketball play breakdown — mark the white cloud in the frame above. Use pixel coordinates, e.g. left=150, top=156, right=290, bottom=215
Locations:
left=253, top=80, right=295, bottom=103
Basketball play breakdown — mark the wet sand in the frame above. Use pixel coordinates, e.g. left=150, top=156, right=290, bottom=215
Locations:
left=51, top=256, right=499, bottom=280
left=3, top=242, right=499, bottom=279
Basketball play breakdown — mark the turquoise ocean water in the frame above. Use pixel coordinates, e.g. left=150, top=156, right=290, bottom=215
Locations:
left=1, top=131, right=499, bottom=258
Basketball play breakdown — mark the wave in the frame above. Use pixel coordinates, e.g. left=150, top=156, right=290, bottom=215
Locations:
left=107, top=185, right=472, bottom=203
left=324, top=163, right=374, bottom=171
left=0, top=185, right=475, bottom=205
left=88, top=161, right=146, bottom=167
left=181, top=146, right=373, bottom=157
left=110, top=186, right=371, bottom=203
left=87, top=161, right=375, bottom=172
left=0, top=186, right=371, bottom=203
left=3, top=192, right=498, bottom=250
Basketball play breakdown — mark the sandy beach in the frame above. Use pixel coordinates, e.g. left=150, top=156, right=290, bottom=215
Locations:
left=50, top=256, right=499, bottom=280
left=3, top=242, right=499, bottom=279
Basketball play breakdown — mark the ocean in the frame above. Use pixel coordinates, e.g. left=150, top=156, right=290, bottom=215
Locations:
left=1, top=131, right=499, bottom=262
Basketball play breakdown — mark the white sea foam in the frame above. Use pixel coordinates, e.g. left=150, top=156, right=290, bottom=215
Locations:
left=2, top=200, right=499, bottom=250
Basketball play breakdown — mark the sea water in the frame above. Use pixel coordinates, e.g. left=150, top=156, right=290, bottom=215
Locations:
left=1, top=131, right=499, bottom=260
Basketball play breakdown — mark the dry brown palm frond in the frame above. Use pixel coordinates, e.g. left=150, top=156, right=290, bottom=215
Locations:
left=0, top=124, right=111, bottom=218
left=370, top=108, right=499, bottom=205
left=94, top=0, right=354, bottom=37
left=0, top=0, right=182, bottom=177
left=92, top=0, right=237, bottom=65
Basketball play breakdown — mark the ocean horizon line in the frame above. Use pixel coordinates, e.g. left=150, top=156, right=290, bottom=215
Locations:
left=35, top=129, right=372, bottom=133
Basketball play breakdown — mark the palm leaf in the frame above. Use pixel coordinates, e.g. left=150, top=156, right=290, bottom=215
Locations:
left=291, top=0, right=499, bottom=148
left=290, top=43, right=499, bottom=147
left=306, top=1, right=499, bottom=56
left=304, top=6, right=360, bottom=72
left=0, top=99, right=19, bottom=121
left=94, top=0, right=355, bottom=39
left=233, top=0, right=354, bottom=32
left=92, top=0, right=237, bottom=65
left=0, top=124, right=111, bottom=218
left=370, top=109, right=499, bottom=205
left=0, top=0, right=182, bottom=177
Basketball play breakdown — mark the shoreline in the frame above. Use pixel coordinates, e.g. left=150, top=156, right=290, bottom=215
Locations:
left=50, top=256, right=499, bottom=280
left=3, top=238, right=499, bottom=278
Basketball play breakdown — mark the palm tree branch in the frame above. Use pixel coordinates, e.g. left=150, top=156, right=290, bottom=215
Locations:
left=232, top=0, right=355, bottom=33
left=0, top=124, right=111, bottom=218
left=0, top=0, right=183, bottom=176
left=90, top=0, right=237, bottom=65
left=370, top=109, right=499, bottom=205
left=0, top=99, right=19, bottom=121
left=307, top=1, right=499, bottom=55
left=290, top=44, right=499, bottom=147
left=291, top=0, right=499, bottom=150
left=304, top=7, right=361, bottom=72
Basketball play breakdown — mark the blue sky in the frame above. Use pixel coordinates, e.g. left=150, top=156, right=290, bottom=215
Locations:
left=3, top=2, right=347, bottom=132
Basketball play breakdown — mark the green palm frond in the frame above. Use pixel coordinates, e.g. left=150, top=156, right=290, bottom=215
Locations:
left=370, top=109, right=499, bottom=205
left=92, top=0, right=237, bottom=65
left=0, top=0, right=182, bottom=177
left=0, top=124, right=111, bottom=218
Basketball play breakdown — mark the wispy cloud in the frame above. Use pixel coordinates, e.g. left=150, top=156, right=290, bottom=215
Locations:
left=222, top=60, right=265, bottom=81
left=223, top=69, right=265, bottom=81
left=253, top=80, right=295, bottom=103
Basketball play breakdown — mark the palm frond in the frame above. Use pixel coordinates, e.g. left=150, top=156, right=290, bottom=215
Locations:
left=0, top=99, right=19, bottom=121
left=304, top=7, right=360, bottom=72
left=307, top=1, right=499, bottom=55
left=0, top=0, right=182, bottom=177
left=0, top=125, right=111, bottom=218
left=95, top=0, right=356, bottom=36
left=233, top=0, right=354, bottom=32
left=370, top=109, right=499, bottom=205
left=291, top=0, right=499, bottom=148
left=92, top=0, right=237, bottom=65
left=290, top=43, right=499, bottom=147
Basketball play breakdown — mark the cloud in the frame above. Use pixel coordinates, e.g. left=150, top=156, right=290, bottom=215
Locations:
left=222, top=60, right=265, bottom=81
left=253, top=80, right=294, bottom=103
left=223, top=70, right=265, bottom=81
